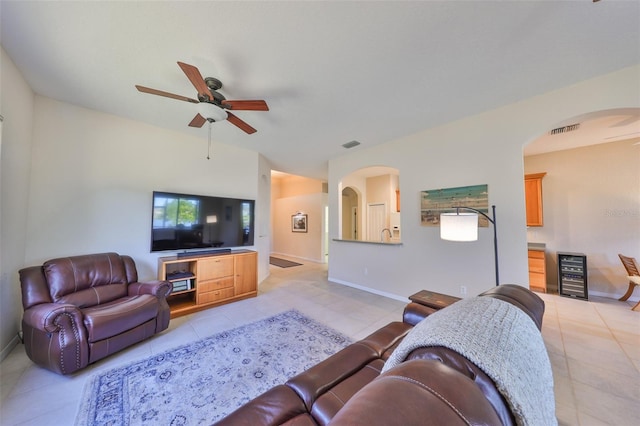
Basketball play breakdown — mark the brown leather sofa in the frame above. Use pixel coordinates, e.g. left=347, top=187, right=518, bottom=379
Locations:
left=19, top=252, right=172, bottom=375
left=215, top=284, right=547, bottom=425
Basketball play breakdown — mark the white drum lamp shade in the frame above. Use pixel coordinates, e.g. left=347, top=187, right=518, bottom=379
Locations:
left=439, top=205, right=499, bottom=286
left=440, top=212, right=478, bottom=241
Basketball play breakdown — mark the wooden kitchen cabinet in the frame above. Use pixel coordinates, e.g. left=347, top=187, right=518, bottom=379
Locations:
left=525, top=172, right=546, bottom=227
left=528, top=249, right=547, bottom=293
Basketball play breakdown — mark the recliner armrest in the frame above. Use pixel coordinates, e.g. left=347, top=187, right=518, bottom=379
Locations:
left=22, top=303, right=83, bottom=333
left=128, top=280, right=172, bottom=298
left=22, top=302, right=89, bottom=375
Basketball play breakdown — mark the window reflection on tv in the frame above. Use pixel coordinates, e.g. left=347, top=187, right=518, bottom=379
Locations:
left=151, top=191, right=255, bottom=252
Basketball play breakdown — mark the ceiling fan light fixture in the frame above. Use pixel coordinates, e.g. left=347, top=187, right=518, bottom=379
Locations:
left=196, top=102, right=228, bottom=122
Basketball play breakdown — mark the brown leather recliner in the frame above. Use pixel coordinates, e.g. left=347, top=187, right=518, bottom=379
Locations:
left=19, top=252, right=172, bottom=375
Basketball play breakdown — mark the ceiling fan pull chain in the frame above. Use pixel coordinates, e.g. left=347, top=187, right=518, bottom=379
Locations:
left=207, top=121, right=212, bottom=160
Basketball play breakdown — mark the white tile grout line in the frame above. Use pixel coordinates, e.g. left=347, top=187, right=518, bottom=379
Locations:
left=592, top=301, right=639, bottom=373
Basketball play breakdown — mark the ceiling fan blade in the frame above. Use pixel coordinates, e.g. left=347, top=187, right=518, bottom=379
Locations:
left=135, top=85, right=199, bottom=103
left=221, top=100, right=269, bottom=111
left=227, top=112, right=257, bottom=134
left=177, top=61, right=212, bottom=101
left=188, top=114, right=207, bottom=128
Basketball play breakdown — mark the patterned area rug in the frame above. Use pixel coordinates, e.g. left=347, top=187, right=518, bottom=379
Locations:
left=76, top=310, right=352, bottom=425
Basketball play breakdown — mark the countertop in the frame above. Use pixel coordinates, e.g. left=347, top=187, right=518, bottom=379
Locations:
left=528, top=243, right=546, bottom=251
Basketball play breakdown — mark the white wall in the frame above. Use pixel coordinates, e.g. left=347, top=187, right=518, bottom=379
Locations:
left=328, top=65, right=640, bottom=301
left=525, top=139, right=640, bottom=299
left=0, top=47, right=35, bottom=359
left=256, top=156, right=273, bottom=281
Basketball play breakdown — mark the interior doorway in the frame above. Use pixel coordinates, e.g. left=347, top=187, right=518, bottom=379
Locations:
left=341, top=186, right=359, bottom=240
left=270, top=171, right=328, bottom=263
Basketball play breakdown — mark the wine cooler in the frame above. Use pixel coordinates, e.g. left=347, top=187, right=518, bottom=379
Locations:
left=558, top=252, right=588, bottom=300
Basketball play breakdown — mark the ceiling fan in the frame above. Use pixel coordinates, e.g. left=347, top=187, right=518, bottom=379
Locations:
left=135, top=62, right=268, bottom=134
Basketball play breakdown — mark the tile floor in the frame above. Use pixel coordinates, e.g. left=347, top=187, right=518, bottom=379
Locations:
left=1, top=259, right=638, bottom=425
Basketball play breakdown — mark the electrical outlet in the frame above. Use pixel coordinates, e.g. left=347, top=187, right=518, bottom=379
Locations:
left=460, top=285, right=467, bottom=296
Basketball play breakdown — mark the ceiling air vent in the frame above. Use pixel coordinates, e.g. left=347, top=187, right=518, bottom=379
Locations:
left=549, top=123, right=580, bottom=135
left=342, top=140, right=361, bottom=149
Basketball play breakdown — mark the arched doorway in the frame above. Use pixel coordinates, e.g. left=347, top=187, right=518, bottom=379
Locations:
left=341, top=187, right=359, bottom=240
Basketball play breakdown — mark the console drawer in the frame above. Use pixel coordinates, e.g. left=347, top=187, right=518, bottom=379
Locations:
left=198, top=257, right=234, bottom=280
left=199, top=277, right=234, bottom=293
left=197, top=287, right=235, bottom=305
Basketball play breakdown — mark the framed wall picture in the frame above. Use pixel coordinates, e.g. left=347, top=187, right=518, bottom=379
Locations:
left=292, top=214, right=308, bottom=233
left=420, top=184, right=489, bottom=227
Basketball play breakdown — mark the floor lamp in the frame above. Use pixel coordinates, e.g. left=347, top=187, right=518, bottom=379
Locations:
left=440, top=205, right=499, bottom=286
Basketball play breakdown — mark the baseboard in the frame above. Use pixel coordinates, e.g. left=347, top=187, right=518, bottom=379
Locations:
left=328, top=277, right=409, bottom=303
left=0, top=334, right=20, bottom=363
left=326, top=282, right=640, bottom=305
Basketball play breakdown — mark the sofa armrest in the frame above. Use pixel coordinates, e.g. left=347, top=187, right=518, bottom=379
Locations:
left=286, top=343, right=379, bottom=410
left=128, top=280, right=172, bottom=298
left=403, top=303, right=437, bottom=326
left=409, top=290, right=461, bottom=309
left=213, top=385, right=311, bottom=426
left=479, top=284, right=545, bottom=330
left=329, top=359, right=502, bottom=426
left=22, top=303, right=83, bottom=333
left=405, top=346, right=515, bottom=425
left=403, top=290, right=462, bottom=325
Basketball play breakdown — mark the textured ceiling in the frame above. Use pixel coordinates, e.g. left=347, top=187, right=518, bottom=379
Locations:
left=2, top=1, right=639, bottom=179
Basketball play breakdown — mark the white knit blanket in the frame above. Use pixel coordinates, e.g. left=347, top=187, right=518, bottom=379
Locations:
left=382, top=296, right=557, bottom=426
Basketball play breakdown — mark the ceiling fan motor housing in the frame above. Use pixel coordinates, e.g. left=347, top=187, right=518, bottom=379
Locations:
left=205, top=77, right=222, bottom=91
left=199, top=91, right=226, bottom=105
left=199, top=77, right=227, bottom=106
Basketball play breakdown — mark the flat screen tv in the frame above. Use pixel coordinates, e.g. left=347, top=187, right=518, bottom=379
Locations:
left=151, top=191, right=255, bottom=252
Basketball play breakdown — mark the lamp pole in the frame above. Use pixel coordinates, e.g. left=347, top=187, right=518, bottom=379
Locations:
left=453, top=205, right=499, bottom=286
